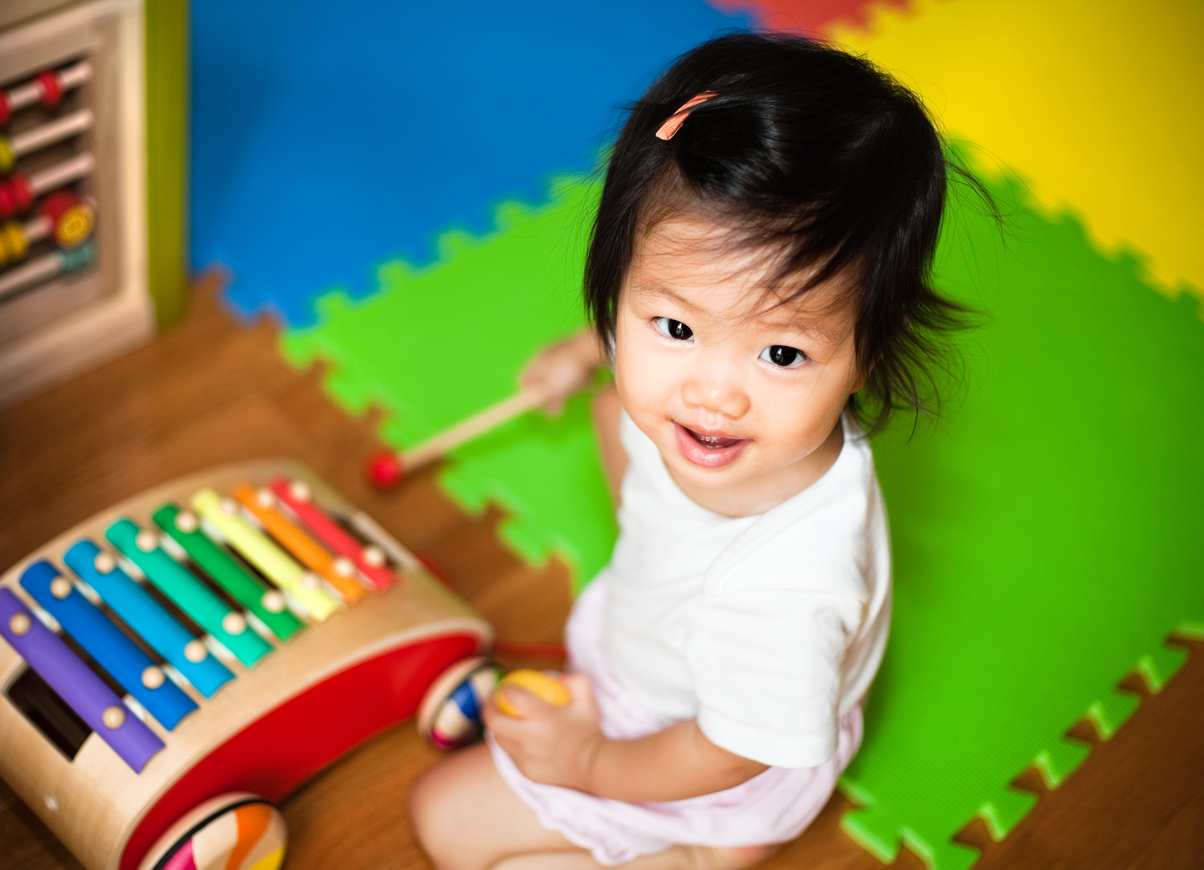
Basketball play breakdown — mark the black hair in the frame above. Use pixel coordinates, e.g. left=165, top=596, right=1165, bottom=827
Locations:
left=585, top=32, right=988, bottom=434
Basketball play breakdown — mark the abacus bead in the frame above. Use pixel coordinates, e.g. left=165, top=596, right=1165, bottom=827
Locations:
left=36, top=71, right=63, bottom=110
left=54, top=202, right=95, bottom=248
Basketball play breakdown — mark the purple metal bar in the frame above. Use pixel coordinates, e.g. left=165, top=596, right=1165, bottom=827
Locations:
left=0, top=588, right=164, bottom=772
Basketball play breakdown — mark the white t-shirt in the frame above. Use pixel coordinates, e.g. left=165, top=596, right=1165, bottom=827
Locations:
left=597, top=411, right=891, bottom=769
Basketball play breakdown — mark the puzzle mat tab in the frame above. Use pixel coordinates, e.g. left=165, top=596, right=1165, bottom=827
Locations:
left=191, top=0, right=753, bottom=326
left=286, top=162, right=1204, bottom=868
left=806, top=0, right=1204, bottom=304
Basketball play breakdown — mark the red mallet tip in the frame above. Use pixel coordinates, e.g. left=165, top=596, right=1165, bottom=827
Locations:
left=366, top=449, right=405, bottom=490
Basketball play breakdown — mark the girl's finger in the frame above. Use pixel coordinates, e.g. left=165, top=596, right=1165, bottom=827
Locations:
left=496, top=682, right=545, bottom=717
left=559, top=672, right=592, bottom=701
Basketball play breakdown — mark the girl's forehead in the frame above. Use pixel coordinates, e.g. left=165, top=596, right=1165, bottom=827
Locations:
left=626, top=216, right=856, bottom=335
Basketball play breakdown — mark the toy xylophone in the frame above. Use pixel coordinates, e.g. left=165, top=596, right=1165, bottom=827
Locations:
left=0, top=460, right=492, bottom=870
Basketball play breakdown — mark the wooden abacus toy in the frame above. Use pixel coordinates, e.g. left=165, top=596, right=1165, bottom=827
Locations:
left=0, top=460, right=492, bottom=870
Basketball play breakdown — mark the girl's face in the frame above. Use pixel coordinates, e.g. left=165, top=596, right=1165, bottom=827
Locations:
left=613, top=214, right=865, bottom=517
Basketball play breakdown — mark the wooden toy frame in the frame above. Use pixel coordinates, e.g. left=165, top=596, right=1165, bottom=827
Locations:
left=0, top=0, right=155, bottom=409
left=0, top=459, right=492, bottom=870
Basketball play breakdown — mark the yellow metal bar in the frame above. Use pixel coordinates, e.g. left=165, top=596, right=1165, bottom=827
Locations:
left=192, top=489, right=342, bottom=622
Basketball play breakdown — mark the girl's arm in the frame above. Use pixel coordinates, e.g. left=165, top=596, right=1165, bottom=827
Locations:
left=520, top=329, right=605, bottom=415
left=483, top=673, right=769, bottom=802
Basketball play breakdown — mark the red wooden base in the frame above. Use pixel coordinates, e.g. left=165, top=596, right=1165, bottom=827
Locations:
left=121, top=633, right=479, bottom=870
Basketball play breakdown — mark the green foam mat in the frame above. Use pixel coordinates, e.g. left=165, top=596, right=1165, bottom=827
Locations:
left=838, top=167, right=1204, bottom=868
left=280, top=164, right=1204, bottom=867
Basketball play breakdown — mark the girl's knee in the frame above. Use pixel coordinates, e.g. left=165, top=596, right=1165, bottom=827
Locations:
left=407, top=766, right=442, bottom=847
left=409, top=761, right=474, bottom=870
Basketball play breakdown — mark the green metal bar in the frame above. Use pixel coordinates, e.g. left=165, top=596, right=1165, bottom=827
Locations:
left=153, top=503, right=304, bottom=641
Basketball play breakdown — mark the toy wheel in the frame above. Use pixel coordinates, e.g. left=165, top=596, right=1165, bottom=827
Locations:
left=416, top=656, right=503, bottom=750
left=137, top=792, right=286, bottom=870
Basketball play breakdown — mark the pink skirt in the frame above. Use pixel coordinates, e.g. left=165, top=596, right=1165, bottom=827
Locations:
left=488, top=581, right=864, bottom=866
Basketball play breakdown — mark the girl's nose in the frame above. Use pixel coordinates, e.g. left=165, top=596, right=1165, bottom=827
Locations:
left=681, top=361, right=751, bottom=421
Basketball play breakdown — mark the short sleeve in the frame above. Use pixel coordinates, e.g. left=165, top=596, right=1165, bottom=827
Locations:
left=686, top=588, right=862, bottom=769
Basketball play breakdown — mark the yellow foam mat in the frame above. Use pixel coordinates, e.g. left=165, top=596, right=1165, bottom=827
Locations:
left=828, top=0, right=1204, bottom=301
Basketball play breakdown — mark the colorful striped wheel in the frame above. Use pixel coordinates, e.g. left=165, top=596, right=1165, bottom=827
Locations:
left=138, top=793, right=286, bottom=870
left=416, top=656, right=503, bottom=750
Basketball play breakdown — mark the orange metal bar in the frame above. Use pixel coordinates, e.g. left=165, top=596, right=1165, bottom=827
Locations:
left=232, top=484, right=367, bottom=603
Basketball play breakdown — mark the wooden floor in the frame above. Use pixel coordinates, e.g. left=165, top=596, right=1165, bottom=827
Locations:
left=0, top=276, right=1200, bottom=870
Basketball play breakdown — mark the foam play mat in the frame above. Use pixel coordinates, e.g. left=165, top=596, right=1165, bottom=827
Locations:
left=191, top=2, right=1204, bottom=867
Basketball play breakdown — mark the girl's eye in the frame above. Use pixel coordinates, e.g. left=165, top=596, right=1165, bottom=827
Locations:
left=653, top=317, right=693, bottom=341
left=760, top=345, right=807, bottom=368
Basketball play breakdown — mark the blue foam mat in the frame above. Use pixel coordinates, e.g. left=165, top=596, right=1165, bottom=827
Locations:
left=191, top=0, right=751, bottom=325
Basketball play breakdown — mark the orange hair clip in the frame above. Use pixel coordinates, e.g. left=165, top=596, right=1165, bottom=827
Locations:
left=655, top=91, right=718, bottom=141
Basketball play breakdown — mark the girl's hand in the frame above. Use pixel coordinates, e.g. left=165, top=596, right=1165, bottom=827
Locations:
left=520, top=331, right=604, bottom=415
left=483, top=672, right=606, bottom=792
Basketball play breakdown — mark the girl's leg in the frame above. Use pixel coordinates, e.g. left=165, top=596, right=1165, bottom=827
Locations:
left=492, top=843, right=780, bottom=870
left=409, top=743, right=586, bottom=870
left=410, top=743, right=778, bottom=870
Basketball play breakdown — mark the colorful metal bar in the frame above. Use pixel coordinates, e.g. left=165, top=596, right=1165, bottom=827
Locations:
left=106, top=519, right=271, bottom=668
left=63, top=540, right=234, bottom=698
left=232, top=484, right=367, bottom=603
left=20, top=561, right=197, bottom=730
left=269, top=477, right=396, bottom=590
left=152, top=503, right=304, bottom=641
left=0, top=589, right=164, bottom=772
left=191, top=489, right=342, bottom=622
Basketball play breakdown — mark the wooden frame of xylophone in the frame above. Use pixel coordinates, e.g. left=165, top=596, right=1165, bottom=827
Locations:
left=0, top=459, right=492, bottom=870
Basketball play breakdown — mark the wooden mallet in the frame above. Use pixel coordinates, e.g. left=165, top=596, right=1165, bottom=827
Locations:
left=365, top=389, right=546, bottom=490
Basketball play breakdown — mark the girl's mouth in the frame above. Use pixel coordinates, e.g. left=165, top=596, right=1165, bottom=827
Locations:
left=673, top=423, right=750, bottom=468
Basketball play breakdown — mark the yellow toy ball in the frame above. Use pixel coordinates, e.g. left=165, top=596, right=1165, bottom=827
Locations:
left=494, top=669, right=571, bottom=717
